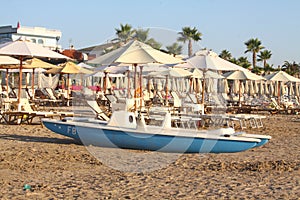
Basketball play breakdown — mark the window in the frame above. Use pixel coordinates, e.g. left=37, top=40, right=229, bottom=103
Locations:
left=31, top=39, right=36, bottom=43
left=38, top=39, right=44, bottom=44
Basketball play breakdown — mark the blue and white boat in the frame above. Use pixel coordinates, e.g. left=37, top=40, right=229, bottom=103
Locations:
left=42, top=111, right=270, bottom=153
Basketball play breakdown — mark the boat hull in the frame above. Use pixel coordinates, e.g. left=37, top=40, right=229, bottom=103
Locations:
left=42, top=119, right=259, bottom=154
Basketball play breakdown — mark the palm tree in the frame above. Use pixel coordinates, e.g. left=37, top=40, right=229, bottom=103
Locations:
left=178, top=27, right=202, bottom=57
left=133, top=28, right=162, bottom=50
left=229, top=57, right=239, bottom=65
left=166, top=42, right=182, bottom=56
left=257, top=50, right=272, bottom=71
left=115, top=23, right=135, bottom=44
left=146, top=38, right=162, bottom=50
left=244, top=38, right=264, bottom=69
left=237, top=57, right=252, bottom=69
left=219, top=50, right=232, bottom=61
left=282, top=61, right=300, bottom=76
left=134, top=28, right=149, bottom=43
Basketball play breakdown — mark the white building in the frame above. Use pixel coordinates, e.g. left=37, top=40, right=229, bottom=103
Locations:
left=0, top=23, right=62, bottom=50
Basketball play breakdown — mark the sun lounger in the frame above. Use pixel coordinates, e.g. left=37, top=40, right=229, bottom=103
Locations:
left=44, top=88, right=63, bottom=106
left=19, top=98, right=61, bottom=123
left=228, top=114, right=266, bottom=129
left=86, top=100, right=110, bottom=121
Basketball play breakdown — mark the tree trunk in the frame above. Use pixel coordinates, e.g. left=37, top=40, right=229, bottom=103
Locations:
left=188, top=39, right=192, bottom=57
left=252, top=52, right=256, bottom=69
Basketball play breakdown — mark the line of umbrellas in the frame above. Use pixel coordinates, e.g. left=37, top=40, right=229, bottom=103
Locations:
left=85, top=42, right=300, bottom=107
left=1, top=39, right=300, bottom=111
left=0, top=41, right=96, bottom=109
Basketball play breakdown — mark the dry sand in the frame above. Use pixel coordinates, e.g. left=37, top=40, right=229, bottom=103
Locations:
left=0, top=114, right=299, bottom=199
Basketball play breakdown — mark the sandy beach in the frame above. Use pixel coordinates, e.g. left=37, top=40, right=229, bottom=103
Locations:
left=0, top=114, right=299, bottom=199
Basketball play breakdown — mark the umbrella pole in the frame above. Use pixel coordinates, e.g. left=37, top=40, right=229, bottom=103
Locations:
left=127, top=70, right=130, bottom=98
left=201, top=79, right=205, bottom=104
left=147, top=77, right=150, bottom=93
left=139, top=66, right=143, bottom=112
left=32, top=68, right=35, bottom=99
left=165, top=75, right=169, bottom=106
left=5, top=69, right=9, bottom=97
left=238, top=80, right=241, bottom=106
left=189, top=78, right=192, bottom=94
left=134, top=64, right=137, bottom=111
left=17, top=56, right=23, bottom=110
left=67, top=74, right=70, bottom=106
left=278, top=81, right=281, bottom=105
left=103, top=72, right=107, bottom=94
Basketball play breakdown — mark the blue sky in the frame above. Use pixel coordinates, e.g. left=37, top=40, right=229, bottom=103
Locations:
left=1, top=0, right=300, bottom=67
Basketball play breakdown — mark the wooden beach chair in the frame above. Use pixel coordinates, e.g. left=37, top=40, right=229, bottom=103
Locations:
left=19, top=98, right=60, bottom=123
left=86, top=100, right=110, bottom=121
left=44, top=88, right=63, bottom=106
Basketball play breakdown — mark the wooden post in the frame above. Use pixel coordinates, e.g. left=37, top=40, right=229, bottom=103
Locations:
left=165, top=75, right=169, bottom=106
left=5, top=68, right=9, bottom=96
left=17, top=56, right=23, bottom=109
left=139, top=65, right=143, bottom=111
left=127, top=70, right=130, bottom=98
left=31, top=68, right=35, bottom=99
left=103, top=72, right=107, bottom=94
left=278, top=81, right=281, bottom=105
left=133, top=63, right=137, bottom=111
left=238, top=80, right=241, bottom=106
left=201, top=79, right=205, bottom=104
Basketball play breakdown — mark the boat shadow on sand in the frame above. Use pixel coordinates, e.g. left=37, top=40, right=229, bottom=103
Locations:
left=0, top=133, right=82, bottom=145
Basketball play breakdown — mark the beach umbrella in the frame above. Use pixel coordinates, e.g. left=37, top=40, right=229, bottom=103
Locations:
left=46, top=61, right=92, bottom=105
left=0, top=40, right=69, bottom=109
left=88, top=40, right=182, bottom=110
left=224, top=70, right=264, bottom=104
left=0, top=56, right=20, bottom=96
left=223, top=70, right=264, bottom=81
left=185, top=50, right=247, bottom=104
left=46, top=61, right=92, bottom=74
left=186, top=50, right=248, bottom=72
left=190, top=68, right=224, bottom=79
left=264, top=71, right=300, bottom=83
left=88, top=40, right=182, bottom=66
left=264, top=71, right=300, bottom=103
left=23, top=58, right=59, bottom=98
left=0, top=55, right=20, bottom=65
left=148, top=68, right=191, bottom=105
